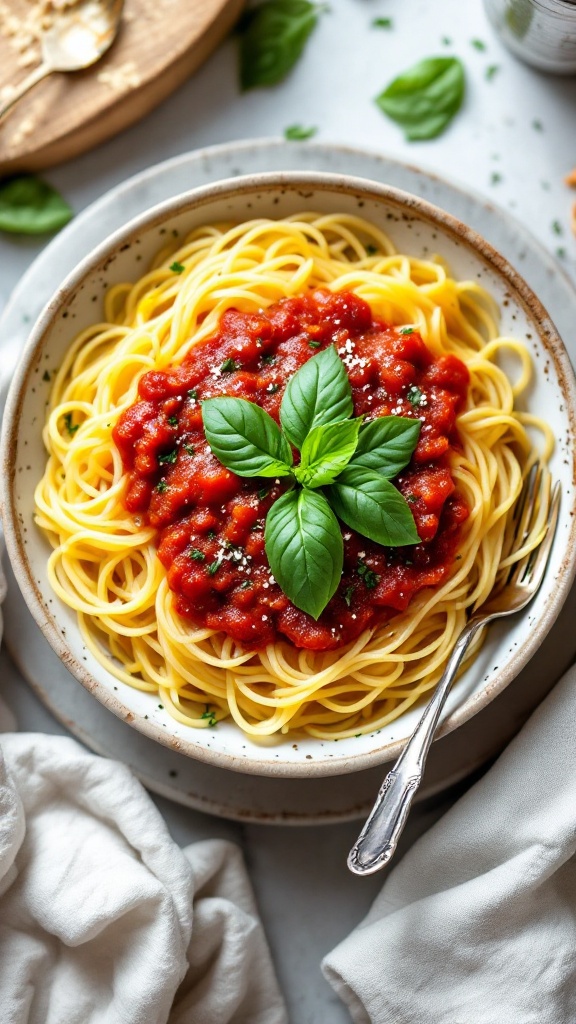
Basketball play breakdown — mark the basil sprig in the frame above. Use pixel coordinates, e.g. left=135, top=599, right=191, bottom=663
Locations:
left=0, top=176, right=73, bottom=235
left=376, top=56, right=465, bottom=141
left=238, top=0, right=326, bottom=91
left=202, top=345, right=421, bottom=619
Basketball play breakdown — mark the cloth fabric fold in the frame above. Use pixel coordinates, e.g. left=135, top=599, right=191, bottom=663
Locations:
left=323, top=664, right=576, bottom=1024
left=0, top=730, right=287, bottom=1024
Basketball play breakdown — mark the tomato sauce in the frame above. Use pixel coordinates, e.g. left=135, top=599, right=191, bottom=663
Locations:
left=113, top=289, right=469, bottom=651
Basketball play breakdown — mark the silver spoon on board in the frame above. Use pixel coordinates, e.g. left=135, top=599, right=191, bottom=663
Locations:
left=0, top=0, right=124, bottom=122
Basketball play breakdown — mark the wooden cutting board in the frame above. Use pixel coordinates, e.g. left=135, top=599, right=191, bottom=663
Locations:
left=0, top=0, right=244, bottom=175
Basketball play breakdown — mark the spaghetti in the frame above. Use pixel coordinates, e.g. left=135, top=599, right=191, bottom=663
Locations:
left=35, top=213, right=552, bottom=739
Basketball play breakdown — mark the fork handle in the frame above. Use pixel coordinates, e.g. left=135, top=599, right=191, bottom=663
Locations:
left=348, top=614, right=488, bottom=875
left=0, top=63, right=53, bottom=122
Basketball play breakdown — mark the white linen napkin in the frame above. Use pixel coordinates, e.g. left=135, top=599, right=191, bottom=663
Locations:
left=323, top=663, right=576, bottom=1024
left=0, top=731, right=288, bottom=1024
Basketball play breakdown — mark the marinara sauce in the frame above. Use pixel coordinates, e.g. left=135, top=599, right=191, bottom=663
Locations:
left=113, top=289, right=470, bottom=651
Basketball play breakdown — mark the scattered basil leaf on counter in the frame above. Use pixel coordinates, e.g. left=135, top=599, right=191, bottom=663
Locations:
left=238, top=0, right=327, bottom=91
left=202, top=346, right=422, bottom=617
left=470, top=38, right=486, bottom=51
left=372, top=17, right=393, bottom=28
left=0, top=176, right=73, bottom=235
left=351, top=417, right=421, bottom=477
left=202, top=397, right=294, bottom=478
left=375, top=56, right=465, bottom=141
left=328, top=466, right=420, bottom=547
left=295, top=418, right=361, bottom=487
left=485, top=64, right=500, bottom=80
left=284, top=124, right=318, bottom=140
left=280, top=344, right=353, bottom=449
left=264, top=488, right=343, bottom=619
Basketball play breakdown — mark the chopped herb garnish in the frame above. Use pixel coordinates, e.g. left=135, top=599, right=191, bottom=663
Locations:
left=158, top=449, right=177, bottom=465
left=407, top=385, right=424, bottom=408
left=532, top=119, right=543, bottom=131
left=399, top=326, right=414, bottom=335
left=201, top=707, right=217, bottom=727
left=267, top=383, right=280, bottom=393
left=170, top=261, right=185, bottom=274
left=407, top=494, right=418, bottom=504
left=308, top=340, right=321, bottom=349
left=343, top=585, right=354, bottom=607
left=441, top=36, right=452, bottom=45
left=240, top=580, right=252, bottom=589
left=167, top=415, right=178, bottom=427
left=366, top=243, right=378, bottom=255
left=156, top=480, right=168, bottom=493
left=485, top=64, right=500, bottom=81
left=490, top=171, right=502, bottom=185
left=258, top=487, right=270, bottom=499
left=221, top=357, right=239, bottom=373
left=372, top=16, right=393, bottom=28
left=284, top=124, right=317, bottom=140
left=207, top=529, right=217, bottom=539
left=187, top=388, right=199, bottom=400
left=207, top=560, right=220, bottom=576
left=189, top=548, right=206, bottom=561
left=471, top=38, right=486, bottom=50
left=262, top=354, right=276, bottom=365
left=556, top=247, right=567, bottom=260
left=183, top=444, right=195, bottom=455
left=42, top=370, right=51, bottom=382
left=357, top=560, right=380, bottom=590
left=63, top=412, right=79, bottom=435
left=552, top=220, right=563, bottom=236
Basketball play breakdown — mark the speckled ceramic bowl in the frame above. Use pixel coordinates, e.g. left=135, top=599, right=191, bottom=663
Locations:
left=2, top=171, right=576, bottom=778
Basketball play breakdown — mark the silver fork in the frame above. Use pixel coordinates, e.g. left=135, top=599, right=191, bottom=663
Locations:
left=348, top=463, right=560, bottom=876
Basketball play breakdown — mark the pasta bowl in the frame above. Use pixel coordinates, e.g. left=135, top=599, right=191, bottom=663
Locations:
left=2, top=171, right=576, bottom=778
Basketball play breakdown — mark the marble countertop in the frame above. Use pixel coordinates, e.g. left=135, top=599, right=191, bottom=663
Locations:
left=1, top=1, right=575, bottom=1020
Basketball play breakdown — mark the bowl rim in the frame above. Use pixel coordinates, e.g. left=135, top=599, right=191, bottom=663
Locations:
left=2, top=169, right=576, bottom=778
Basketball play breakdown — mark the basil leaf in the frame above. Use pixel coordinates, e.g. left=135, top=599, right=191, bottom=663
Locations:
left=284, top=124, right=318, bottom=140
left=280, top=345, right=353, bottom=450
left=239, top=0, right=323, bottom=91
left=202, top=397, right=293, bottom=478
left=265, top=488, right=343, bottom=619
left=350, top=416, right=420, bottom=478
left=295, top=419, right=361, bottom=488
left=376, top=57, right=465, bottom=141
left=328, top=466, right=420, bottom=547
left=0, top=176, right=73, bottom=235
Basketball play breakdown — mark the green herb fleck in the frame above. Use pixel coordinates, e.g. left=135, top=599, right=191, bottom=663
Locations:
left=267, top=383, right=280, bottom=393
left=471, top=38, right=486, bottom=51
left=201, top=706, right=218, bottom=727
left=357, top=560, right=380, bottom=590
left=63, top=412, right=79, bottom=435
left=308, top=340, right=321, bottom=349
left=156, top=480, right=168, bottom=493
left=262, top=354, right=276, bottom=365
left=187, top=388, right=199, bottom=400
left=556, top=247, right=567, bottom=260
left=170, top=261, right=185, bottom=274
left=240, top=580, right=252, bottom=589
left=183, top=444, right=195, bottom=455
left=485, top=64, right=500, bottom=80
left=258, top=487, right=270, bottom=499
left=407, top=385, right=424, bottom=408
left=372, top=16, right=393, bottom=28
left=189, top=548, right=206, bottom=561
left=407, top=494, right=418, bottom=504
left=207, top=530, right=217, bottom=539
left=167, top=415, right=178, bottom=427
left=343, top=585, right=354, bottom=607
left=441, top=36, right=452, bottom=45
left=221, top=357, right=239, bottom=373
left=532, top=119, right=543, bottom=131
left=284, top=124, right=318, bottom=140
left=490, top=171, right=502, bottom=185
left=366, top=243, right=378, bottom=255
left=158, top=449, right=177, bottom=465
left=158, top=704, right=164, bottom=709
left=399, top=326, right=414, bottom=335
left=207, top=560, right=221, bottom=576
left=552, top=220, right=563, bottom=236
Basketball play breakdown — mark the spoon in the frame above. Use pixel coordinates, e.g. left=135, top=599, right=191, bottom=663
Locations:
left=0, top=0, right=124, bottom=122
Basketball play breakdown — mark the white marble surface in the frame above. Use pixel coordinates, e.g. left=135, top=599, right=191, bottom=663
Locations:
left=1, top=1, right=576, bottom=1021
